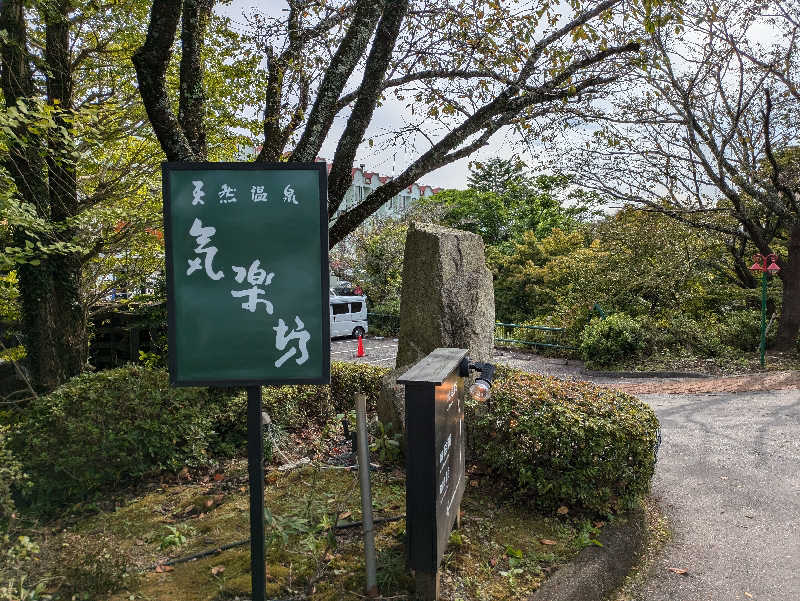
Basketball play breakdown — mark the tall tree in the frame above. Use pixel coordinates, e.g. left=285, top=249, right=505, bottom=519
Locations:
left=1, top=0, right=86, bottom=391
left=562, top=0, right=800, bottom=349
left=133, top=0, right=673, bottom=247
left=0, top=1, right=261, bottom=391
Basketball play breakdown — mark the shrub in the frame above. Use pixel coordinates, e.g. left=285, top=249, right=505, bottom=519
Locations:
left=468, top=368, right=659, bottom=514
left=12, top=366, right=212, bottom=512
left=580, top=313, right=644, bottom=367
left=328, top=361, right=387, bottom=413
left=210, top=361, right=389, bottom=456
left=12, top=362, right=390, bottom=512
left=0, top=426, right=27, bottom=530
left=54, top=532, right=138, bottom=598
left=0, top=535, right=48, bottom=601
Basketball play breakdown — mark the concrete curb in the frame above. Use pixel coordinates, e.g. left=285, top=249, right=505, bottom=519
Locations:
left=581, top=369, right=712, bottom=379
left=529, top=507, right=647, bottom=601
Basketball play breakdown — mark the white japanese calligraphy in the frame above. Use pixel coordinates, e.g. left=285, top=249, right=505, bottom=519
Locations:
left=251, top=185, right=268, bottom=202
left=186, top=218, right=224, bottom=280
left=283, top=185, right=297, bottom=205
left=230, top=259, right=274, bottom=313
left=219, top=184, right=238, bottom=204
left=274, top=316, right=310, bottom=367
left=191, top=180, right=205, bottom=205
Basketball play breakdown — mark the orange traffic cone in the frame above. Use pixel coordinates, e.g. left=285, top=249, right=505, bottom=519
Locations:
left=356, top=335, right=365, bottom=358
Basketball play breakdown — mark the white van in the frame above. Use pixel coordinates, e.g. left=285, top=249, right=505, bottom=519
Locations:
left=330, top=295, right=368, bottom=338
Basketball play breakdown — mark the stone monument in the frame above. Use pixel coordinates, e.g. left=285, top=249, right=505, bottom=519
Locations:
left=377, top=222, right=495, bottom=436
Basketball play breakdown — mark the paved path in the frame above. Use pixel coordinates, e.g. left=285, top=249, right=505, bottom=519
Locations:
left=634, top=390, right=800, bottom=601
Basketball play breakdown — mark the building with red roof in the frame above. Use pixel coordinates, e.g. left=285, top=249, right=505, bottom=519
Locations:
left=315, top=158, right=441, bottom=221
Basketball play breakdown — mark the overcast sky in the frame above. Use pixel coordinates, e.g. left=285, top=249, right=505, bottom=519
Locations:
left=218, top=0, right=783, bottom=191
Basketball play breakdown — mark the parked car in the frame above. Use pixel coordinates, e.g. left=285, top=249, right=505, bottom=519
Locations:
left=330, top=295, right=368, bottom=338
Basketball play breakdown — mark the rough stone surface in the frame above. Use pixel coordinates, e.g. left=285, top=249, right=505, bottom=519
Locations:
left=530, top=506, right=647, bottom=601
left=375, top=367, right=409, bottom=447
left=395, top=222, right=494, bottom=368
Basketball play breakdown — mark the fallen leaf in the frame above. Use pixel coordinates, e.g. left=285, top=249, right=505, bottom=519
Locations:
left=205, top=498, right=214, bottom=508
left=540, top=539, right=557, bottom=545
left=163, top=565, right=174, bottom=572
left=213, top=473, right=224, bottom=482
left=489, top=558, right=498, bottom=567
left=470, top=480, right=479, bottom=487
left=338, top=511, right=352, bottom=520
left=155, top=565, right=163, bottom=573
left=211, top=565, right=225, bottom=576
left=668, top=568, right=688, bottom=575
left=594, top=521, right=605, bottom=528
left=557, top=506, right=569, bottom=515
left=744, top=593, right=752, bottom=599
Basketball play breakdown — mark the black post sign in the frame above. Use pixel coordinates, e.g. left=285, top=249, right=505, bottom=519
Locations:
left=398, top=348, right=467, bottom=600
left=162, top=162, right=330, bottom=601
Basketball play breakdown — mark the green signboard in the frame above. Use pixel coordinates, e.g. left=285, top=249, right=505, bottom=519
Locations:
left=162, top=162, right=330, bottom=386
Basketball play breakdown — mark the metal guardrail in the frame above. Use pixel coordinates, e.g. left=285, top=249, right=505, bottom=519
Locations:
left=493, top=321, right=577, bottom=351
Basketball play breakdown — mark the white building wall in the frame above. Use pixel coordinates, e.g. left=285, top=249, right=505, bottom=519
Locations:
left=327, top=161, right=440, bottom=221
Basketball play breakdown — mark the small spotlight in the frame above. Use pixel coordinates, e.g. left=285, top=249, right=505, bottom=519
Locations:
left=460, top=359, right=496, bottom=401
left=469, top=378, right=492, bottom=401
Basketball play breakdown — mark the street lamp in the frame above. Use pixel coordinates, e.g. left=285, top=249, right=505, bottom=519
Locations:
left=749, top=253, right=781, bottom=367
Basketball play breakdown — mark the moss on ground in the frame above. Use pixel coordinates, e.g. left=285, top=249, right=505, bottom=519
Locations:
left=30, top=459, right=608, bottom=601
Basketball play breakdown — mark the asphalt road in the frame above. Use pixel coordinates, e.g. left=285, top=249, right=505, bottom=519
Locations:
left=635, top=390, right=800, bottom=601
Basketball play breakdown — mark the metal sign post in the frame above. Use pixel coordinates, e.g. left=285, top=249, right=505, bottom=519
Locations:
left=398, top=348, right=468, bottom=601
left=247, top=386, right=266, bottom=598
left=162, top=162, right=330, bottom=601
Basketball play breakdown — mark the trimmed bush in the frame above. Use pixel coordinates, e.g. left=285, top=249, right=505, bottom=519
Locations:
left=328, top=361, right=388, bottom=413
left=12, top=366, right=212, bottom=512
left=211, top=361, right=390, bottom=456
left=580, top=313, right=644, bottom=366
left=468, top=368, right=659, bottom=514
left=13, top=362, right=390, bottom=512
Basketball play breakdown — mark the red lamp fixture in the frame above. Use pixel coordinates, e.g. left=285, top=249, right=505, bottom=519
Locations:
left=750, top=253, right=781, bottom=275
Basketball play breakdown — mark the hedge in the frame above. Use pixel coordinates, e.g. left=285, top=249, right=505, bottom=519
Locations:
left=12, top=361, right=657, bottom=517
left=211, top=361, right=390, bottom=456
left=11, top=366, right=213, bottom=512
left=12, top=362, right=390, bottom=512
left=468, top=368, right=659, bottom=514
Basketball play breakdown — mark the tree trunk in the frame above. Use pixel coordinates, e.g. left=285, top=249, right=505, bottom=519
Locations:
left=1, top=0, right=87, bottom=392
left=774, top=221, right=800, bottom=351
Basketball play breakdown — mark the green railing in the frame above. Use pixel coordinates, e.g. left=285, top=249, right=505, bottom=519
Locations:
left=493, top=322, right=577, bottom=351
left=367, top=313, right=577, bottom=351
